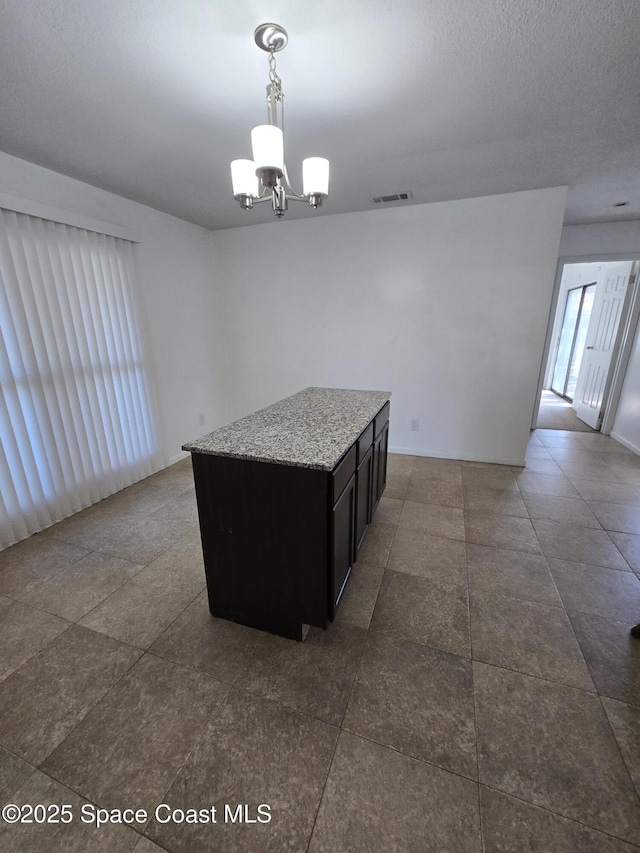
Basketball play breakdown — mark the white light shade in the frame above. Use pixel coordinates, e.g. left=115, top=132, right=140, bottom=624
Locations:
left=251, top=125, right=284, bottom=173
left=230, top=159, right=259, bottom=197
left=302, top=157, right=330, bottom=196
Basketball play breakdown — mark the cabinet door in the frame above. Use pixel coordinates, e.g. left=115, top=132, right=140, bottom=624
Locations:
left=330, top=473, right=356, bottom=620
left=355, top=445, right=374, bottom=554
left=371, top=420, right=389, bottom=514
left=377, top=420, right=389, bottom=501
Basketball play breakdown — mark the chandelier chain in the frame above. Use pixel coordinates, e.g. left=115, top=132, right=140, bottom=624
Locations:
left=268, top=51, right=283, bottom=101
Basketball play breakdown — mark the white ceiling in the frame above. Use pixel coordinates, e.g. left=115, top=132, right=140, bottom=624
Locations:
left=1, top=0, right=639, bottom=231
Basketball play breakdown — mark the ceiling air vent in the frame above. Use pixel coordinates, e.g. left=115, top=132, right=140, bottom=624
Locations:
left=372, top=191, right=413, bottom=204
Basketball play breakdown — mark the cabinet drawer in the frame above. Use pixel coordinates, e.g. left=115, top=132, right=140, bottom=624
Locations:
left=374, top=402, right=390, bottom=436
left=332, top=443, right=357, bottom=504
left=356, top=421, right=374, bottom=463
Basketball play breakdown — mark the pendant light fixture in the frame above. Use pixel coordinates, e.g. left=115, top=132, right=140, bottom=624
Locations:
left=230, top=23, right=329, bottom=218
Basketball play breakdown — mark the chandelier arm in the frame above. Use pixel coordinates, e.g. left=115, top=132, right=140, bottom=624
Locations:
left=280, top=100, right=305, bottom=198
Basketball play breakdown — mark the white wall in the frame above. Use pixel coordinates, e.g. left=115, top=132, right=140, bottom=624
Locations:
left=612, top=318, right=640, bottom=454
left=0, top=152, right=228, bottom=466
left=560, top=221, right=640, bottom=257
left=212, top=187, right=567, bottom=465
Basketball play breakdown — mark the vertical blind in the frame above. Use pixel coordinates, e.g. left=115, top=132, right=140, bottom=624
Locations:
left=0, top=208, right=158, bottom=549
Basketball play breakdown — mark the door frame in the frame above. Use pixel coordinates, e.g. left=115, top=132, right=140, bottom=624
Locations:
left=532, top=253, right=640, bottom=433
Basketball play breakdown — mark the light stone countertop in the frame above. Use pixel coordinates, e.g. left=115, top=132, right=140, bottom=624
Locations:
left=182, top=387, right=391, bottom=471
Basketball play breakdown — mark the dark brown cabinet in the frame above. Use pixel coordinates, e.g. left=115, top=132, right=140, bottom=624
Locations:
left=355, top=444, right=374, bottom=553
left=190, top=400, right=390, bottom=640
left=372, top=417, right=389, bottom=514
left=329, top=472, right=356, bottom=620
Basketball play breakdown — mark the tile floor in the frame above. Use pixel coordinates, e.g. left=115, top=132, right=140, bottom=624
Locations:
left=1, top=430, right=640, bottom=851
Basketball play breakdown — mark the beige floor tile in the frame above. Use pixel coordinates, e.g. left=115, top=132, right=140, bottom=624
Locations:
left=0, top=600, right=70, bottom=681
left=382, top=472, right=409, bottom=500
left=462, top=466, right=519, bottom=491
left=133, top=837, right=165, bottom=852
left=480, top=786, right=638, bottom=853
left=466, top=544, right=561, bottom=607
left=405, top=477, right=464, bottom=508
left=520, top=457, right=566, bottom=476
left=93, top=513, right=181, bottom=565
left=146, top=689, right=339, bottom=853
left=470, top=591, right=594, bottom=690
left=559, top=461, right=618, bottom=482
left=463, top=485, right=528, bottom=518
left=42, top=654, right=228, bottom=815
left=413, top=456, right=462, bottom=477
left=334, top=561, right=385, bottom=629
left=602, top=698, right=640, bottom=798
left=21, top=552, right=144, bottom=622
left=386, top=453, right=416, bottom=475
left=0, top=770, right=140, bottom=852
left=513, top=471, right=579, bottom=497
left=535, top=430, right=589, bottom=447
left=605, top=467, right=640, bottom=487
left=343, top=632, right=476, bottom=778
left=525, top=446, right=554, bottom=460
left=0, top=626, right=141, bottom=764
left=577, top=434, right=635, bottom=454
left=371, top=570, right=470, bottom=657
left=398, top=501, right=465, bottom=540
left=0, top=745, right=35, bottom=803
left=0, top=537, right=89, bottom=598
left=522, top=492, right=601, bottom=528
left=235, top=622, right=366, bottom=726
left=309, top=732, right=481, bottom=853
left=569, top=612, right=640, bottom=705
left=465, top=512, right=541, bottom=554
left=79, top=544, right=206, bottom=648
left=587, top=502, right=640, bottom=535
left=532, top=520, right=629, bottom=570
left=572, top=479, right=640, bottom=506
left=356, top=521, right=396, bottom=568
left=548, top=559, right=640, bottom=621
left=372, top=496, right=402, bottom=525
left=475, top=661, right=640, bottom=844
left=609, top=532, right=640, bottom=570
left=387, top=527, right=467, bottom=584
left=149, top=591, right=263, bottom=683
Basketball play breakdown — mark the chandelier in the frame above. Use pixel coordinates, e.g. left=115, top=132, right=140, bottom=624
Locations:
left=230, top=23, right=329, bottom=218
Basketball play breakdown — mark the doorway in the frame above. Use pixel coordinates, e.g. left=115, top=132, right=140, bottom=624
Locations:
left=550, top=283, right=596, bottom=401
left=534, top=258, right=639, bottom=433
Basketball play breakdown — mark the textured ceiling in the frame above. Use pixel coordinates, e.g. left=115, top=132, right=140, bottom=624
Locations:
left=1, top=0, right=639, bottom=230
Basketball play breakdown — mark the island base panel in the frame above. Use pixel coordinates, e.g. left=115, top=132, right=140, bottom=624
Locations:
left=192, top=453, right=329, bottom=640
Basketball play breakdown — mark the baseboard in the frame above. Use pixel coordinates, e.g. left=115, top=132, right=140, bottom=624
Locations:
left=388, top=445, right=526, bottom=467
left=168, top=450, right=191, bottom=466
left=609, top=431, right=640, bottom=457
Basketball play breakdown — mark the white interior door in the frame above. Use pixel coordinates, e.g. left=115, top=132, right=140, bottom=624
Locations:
left=573, top=262, right=633, bottom=429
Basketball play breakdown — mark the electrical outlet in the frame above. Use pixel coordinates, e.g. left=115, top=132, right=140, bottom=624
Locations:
left=198, top=413, right=205, bottom=427
left=410, top=419, right=420, bottom=431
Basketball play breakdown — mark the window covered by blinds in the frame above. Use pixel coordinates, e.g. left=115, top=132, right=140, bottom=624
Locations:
left=0, top=208, right=159, bottom=549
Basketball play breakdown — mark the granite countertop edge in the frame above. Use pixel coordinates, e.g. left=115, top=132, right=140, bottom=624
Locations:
left=182, top=387, right=391, bottom=472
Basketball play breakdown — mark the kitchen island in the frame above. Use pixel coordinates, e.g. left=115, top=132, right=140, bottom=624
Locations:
left=183, top=387, right=391, bottom=640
